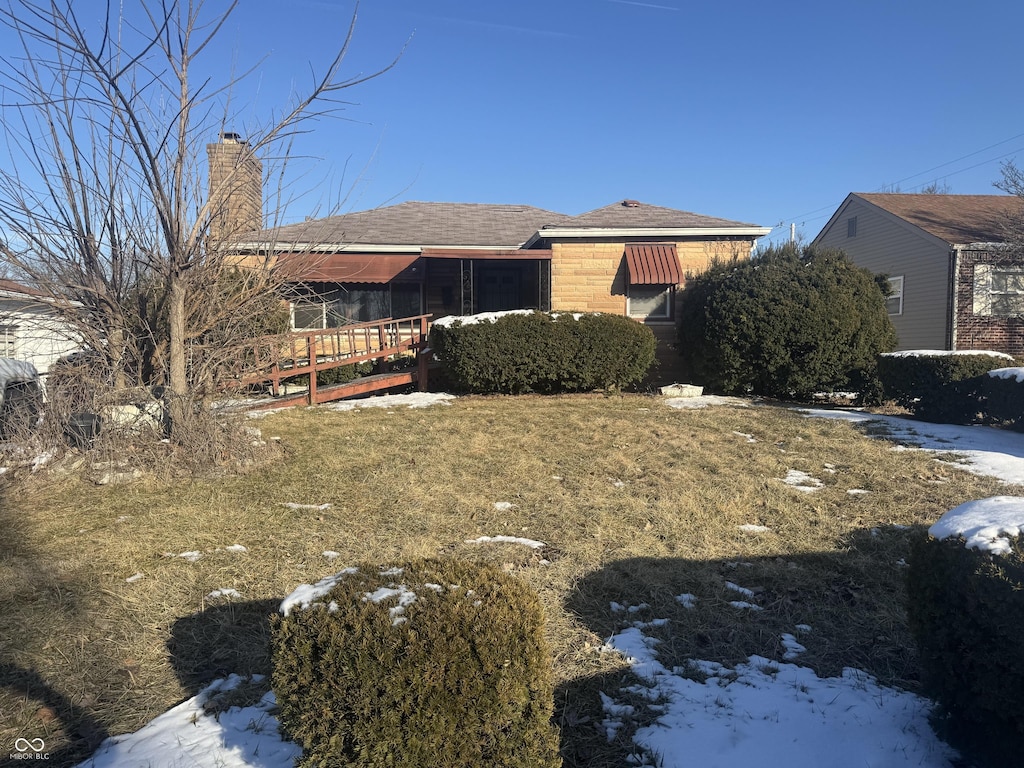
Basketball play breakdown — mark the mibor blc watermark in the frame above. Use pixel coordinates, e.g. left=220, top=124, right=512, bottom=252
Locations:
left=10, top=737, right=49, bottom=760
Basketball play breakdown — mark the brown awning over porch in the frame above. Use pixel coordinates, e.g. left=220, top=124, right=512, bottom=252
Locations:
left=421, top=248, right=552, bottom=260
left=625, top=243, right=683, bottom=284
left=277, top=253, right=422, bottom=283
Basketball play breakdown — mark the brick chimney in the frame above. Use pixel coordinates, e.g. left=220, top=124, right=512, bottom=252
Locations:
left=206, top=132, right=262, bottom=245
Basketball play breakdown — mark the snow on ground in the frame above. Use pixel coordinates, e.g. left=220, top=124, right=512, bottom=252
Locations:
left=76, top=400, right=1024, bottom=768
left=801, top=408, right=1024, bottom=485
left=929, top=495, right=1024, bottom=555
left=602, top=623, right=957, bottom=768
left=322, top=392, right=455, bottom=411
left=665, top=394, right=750, bottom=409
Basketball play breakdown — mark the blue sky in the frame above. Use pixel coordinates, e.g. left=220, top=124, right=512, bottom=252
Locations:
left=10, top=1, right=1024, bottom=248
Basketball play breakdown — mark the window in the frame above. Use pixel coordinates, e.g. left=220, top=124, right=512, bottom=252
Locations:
left=290, top=284, right=422, bottom=330
left=628, top=285, right=673, bottom=319
left=847, top=216, right=858, bottom=238
left=973, top=265, right=1024, bottom=317
left=886, top=276, right=904, bottom=315
left=0, top=325, right=17, bottom=357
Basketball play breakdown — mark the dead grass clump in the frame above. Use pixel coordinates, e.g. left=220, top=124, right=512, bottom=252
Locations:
left=0, top=394, right=1014, bottom=766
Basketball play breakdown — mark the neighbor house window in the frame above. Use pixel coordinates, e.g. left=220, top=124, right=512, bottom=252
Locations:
left=628, top=285, right=673, bottom=319
left=973, top=265, right=1024, bottom=317
left=0, top=325, right=17, bottom=357
left=847, top=216, right=858, bottom=238
left=886, top=276, right=904, bottom=315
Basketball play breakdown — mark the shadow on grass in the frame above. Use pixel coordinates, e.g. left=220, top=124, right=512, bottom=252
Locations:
left=0, top=479, right=110, bottom=768
left=555, top=524, right=931, bottom=767
left=167, top=598, right=280, bottom=694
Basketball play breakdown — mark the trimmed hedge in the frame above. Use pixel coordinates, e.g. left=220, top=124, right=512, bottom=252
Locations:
left=271, top=558, right=562, bottom=768
left=906, top=531, right=1024, bottom=767
left=877, top=351, right=1012, bottom=423
left=429, top=311, right=656, bottom=394
left=975, top=368, right=1024, bottom=430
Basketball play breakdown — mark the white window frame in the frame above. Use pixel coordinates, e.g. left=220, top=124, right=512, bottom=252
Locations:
left=973, top=264, right=1024, bottom=317
left=627, top=284, right=673, bottom=320
left=886, top=275, right=904, bottom=316
left=0, top=324, right=18, bottom=357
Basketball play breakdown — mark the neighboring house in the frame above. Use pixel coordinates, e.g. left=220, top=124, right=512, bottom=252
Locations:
left=0, top=279, right=82, bottom=376
left=813, top=193, right=1024, bottom=356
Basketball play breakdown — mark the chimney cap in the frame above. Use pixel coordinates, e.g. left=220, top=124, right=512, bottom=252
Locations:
left=622, top=199, right=640, bottom=208
left=220, top=131, right=244, bottom=144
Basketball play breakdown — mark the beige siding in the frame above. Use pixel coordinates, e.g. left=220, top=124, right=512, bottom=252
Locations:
left=816, top=198, right=950, bottom=350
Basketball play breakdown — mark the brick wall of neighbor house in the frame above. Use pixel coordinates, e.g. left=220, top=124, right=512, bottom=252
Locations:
left=955, top=250, right=1024, bottom=357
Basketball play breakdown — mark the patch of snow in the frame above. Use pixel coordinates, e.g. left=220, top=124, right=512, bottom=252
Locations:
left=322, top=550, right=341, bottom=559
left=780, top=633, right=807, bottom=660
left=177, top=551, right=202, bottom=562
left=733, top=431, right=757, bottom=442
left=929, top=496, right=1024, bottom=555
left=493, top=501, right=515, bottom=511
left=280, top=568, right=358, bottom=616
left=363, top=584, right=417, bottom=626
left=465, top=535, right=546, bottom=549
left=801, top=408, right=1024, bottom=485
left=847, top=488, right=870, bottom=495
left=664, top=395, right=750, bottom=409
left=73, top=675, right=301, bottom=768
left=323, top=392, right=456, bottom=411
left=206, top=588, right=242, bottom=600
left=675, top=593, right=697, bottom=609
left=432, top=309, right=536, bottom=327
left=738, top=524, right=770, bottom=533
left=780, top=469, right=823, bottom=492
left=729, top=601, right=763, bottom=611
left=988, top=366, right=1024, bottom=383
left=281, top=502, right=332, bottom=511
left=881, top=349, right=1013, bottom=359
left=225, top=544, right=247, bottom=553
left=795, top=624, right=812, bottom=633
left=125, top=573, right=143, bottom=583
left=725, top=581, right=755, bottom=598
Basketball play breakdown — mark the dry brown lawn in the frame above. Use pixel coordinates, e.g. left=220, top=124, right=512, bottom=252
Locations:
left=0, top=394, right=1012, bottom=766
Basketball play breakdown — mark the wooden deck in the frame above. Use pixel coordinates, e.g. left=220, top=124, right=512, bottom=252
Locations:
left=234, top=314, right=432, bottom=408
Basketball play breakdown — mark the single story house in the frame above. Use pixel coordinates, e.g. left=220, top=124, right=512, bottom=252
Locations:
left=209, top=134, right=770, bottom=382
left=812, top=193, right=1024, bottom=356
left=0, top=279, right=82, bottom=376
left=230, top=200, right=770, bottom=382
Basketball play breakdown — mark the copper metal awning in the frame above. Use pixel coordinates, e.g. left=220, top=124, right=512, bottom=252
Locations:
left=625, top=243, right=683, bottom=284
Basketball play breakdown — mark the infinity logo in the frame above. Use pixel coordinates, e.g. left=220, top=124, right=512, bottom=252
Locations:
left=14, top=738, right=45, bottom=752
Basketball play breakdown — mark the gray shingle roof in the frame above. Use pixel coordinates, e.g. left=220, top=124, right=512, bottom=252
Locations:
left=251, top=202, right=569, bottom=248
left=551, top=200, right=762, bottom=229
left=243, top=199, right=766, bottom=250
left=857, top=193, right=1023, bottom=245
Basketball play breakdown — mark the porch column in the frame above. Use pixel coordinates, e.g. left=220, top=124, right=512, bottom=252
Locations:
left=460, top=259, right=474, bottom=315
left=538, top=260, right=551, bottom=312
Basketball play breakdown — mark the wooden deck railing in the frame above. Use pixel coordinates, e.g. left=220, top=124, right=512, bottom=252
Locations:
left=234, top=314, right=432, bottom=405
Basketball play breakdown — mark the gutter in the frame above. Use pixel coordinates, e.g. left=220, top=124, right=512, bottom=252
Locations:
left=948, top=246, right=960, bottom=350
left=523, top=226, right=772, bottom=248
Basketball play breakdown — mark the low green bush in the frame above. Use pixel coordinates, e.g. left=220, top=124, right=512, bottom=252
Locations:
left=271, top=558, right=562, bottom=768
left=975, top=368, right=1024, bottom=430
left=906, top=530, right=1024, bottom=767
left=429, top=311, right=655, bottom=394
left=877, top=351, right=1011, bottom=422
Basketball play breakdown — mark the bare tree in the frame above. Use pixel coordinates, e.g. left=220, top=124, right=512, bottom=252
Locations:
left=0, top=0, right=398, bottom=438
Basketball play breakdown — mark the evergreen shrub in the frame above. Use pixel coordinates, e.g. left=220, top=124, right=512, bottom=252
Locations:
left=975, top=368, right=1024, bottom=430
left=677, top=243, right=896, bottom=400
left=429, top=311, right=655, bottom=394
left=877, top=352, right=1011, bottom=422
left=906, top=531, right=1024, bottom=767
left=271, top=558, right=562, bottom=768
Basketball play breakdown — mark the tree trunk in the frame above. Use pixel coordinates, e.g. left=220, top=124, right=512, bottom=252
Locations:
left=167, top=274, right=189, bottom=436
